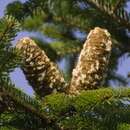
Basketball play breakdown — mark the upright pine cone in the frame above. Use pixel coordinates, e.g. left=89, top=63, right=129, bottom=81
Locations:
left=16, top=37, right=66, bottom=97
left=68, top=27, right=112, bottom=94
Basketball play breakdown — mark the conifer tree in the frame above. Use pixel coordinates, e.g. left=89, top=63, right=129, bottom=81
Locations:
left=1, top=0, right=130, bottom=130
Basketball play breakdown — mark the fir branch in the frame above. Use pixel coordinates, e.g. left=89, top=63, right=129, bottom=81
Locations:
left=6, top=1, right=91, bottom=32
left=6, top=1, right=45, bottom=21
left=117, top=123, right=130, bottom=130
left=74, top=88, right=130, bottom=111
left=1, top=82, right=130, bottom=129
left=0, top=126, right=22, bottom=130
left=0, top=80, right=62, bottom=130
left=0, top=15, right=21, bottom=76
left=0, top=15, right=20, bottom=44
left=0, top=48, right=21, bottom=75
left=0, top=15, right=21, bottom=115
left=6, top=1, right=130, bottom=53
left=1, top=111, right=44, bottom=130
left=43, top=88, right=130, bottom=113
left=85, top=0, right=130, bottom=30
left=41, top=87, right=130, bottom=130
left=8, top=0, right=125, bottom=54
left=112, top=0, right=125, bottom=13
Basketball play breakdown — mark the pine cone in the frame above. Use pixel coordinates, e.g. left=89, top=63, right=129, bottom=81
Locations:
left=16, top=37, right=66, bottom=97
left=69, top=27, right=112, bottom=94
